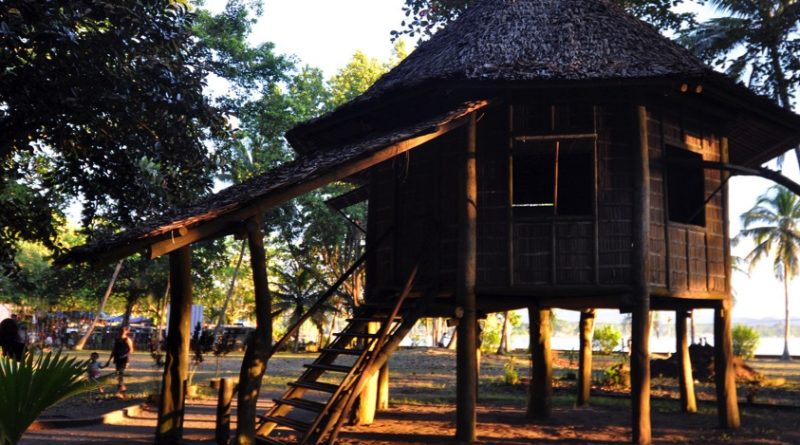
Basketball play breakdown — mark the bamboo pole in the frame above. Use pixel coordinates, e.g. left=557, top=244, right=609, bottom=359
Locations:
left=676, top=310, right=697, bottom=413
left=74, top=260, right=123, bottom=350
left=528, top=307, right=552, bottom=419
left=236, top=217, right=273, bottom=445
left=631, top=105, right=652, bottom=445
left=714, top=305, right=740, bottom=428
left=456, top=113, right=478, bottom=443
left=155, top=247, right=192, bottom=445
left=577, top=309, right=595, bottom=406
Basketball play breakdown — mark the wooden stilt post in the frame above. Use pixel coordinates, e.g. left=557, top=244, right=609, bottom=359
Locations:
left=216, top=378, right=235, bottom=445
left=528, top=306, right=552, bottom=419
left=155, top=246, right=192, bottom=445
left=631, top=105, right=652, bottom=445
left=456, top=113, right=478, bottom=444
left=377, top=363, right=390, bottom=411
left=236, top=217, right=273, bottom=445
left=577, top=309, right=595, bottom=406
left=676, top=310, right=697, bottom=413
left=356, top=322, right=380, bottom=425
left=715, top=304, right=740, bottom=428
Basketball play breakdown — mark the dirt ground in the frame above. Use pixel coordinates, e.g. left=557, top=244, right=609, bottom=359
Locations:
left=21, top=348, right=800, bottom=444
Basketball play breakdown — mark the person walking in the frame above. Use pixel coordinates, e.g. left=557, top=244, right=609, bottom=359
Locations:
left=106, top=326, right=134, bottom=396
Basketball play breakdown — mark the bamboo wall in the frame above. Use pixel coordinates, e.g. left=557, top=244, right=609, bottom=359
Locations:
left=365, top=101, right=729, bottom=302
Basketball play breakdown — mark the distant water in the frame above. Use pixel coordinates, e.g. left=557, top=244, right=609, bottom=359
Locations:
left=511, top=335, right=799, bottom=356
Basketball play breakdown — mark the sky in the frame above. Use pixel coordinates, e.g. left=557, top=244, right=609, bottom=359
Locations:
left=201, top=1, right=798, bottom=324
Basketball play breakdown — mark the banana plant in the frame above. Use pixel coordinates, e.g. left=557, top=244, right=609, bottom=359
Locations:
left=0, top=352, right=107, bottom=445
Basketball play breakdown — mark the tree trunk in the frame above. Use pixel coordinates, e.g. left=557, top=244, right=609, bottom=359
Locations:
left=213, top=240, right=246, bottom=339
left=74, top=260, right=123, bottom=350
left=497, top=311, right=510, bottom=355
left=782, top=268, right=791, bottom=361
left=236, top=218, right=273, bottom=445
left=577, top=309, right=595, bottom=407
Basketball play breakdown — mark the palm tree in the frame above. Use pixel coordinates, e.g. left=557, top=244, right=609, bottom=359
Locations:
left=681, top=0, right=800, bottom=167
left=738, top=185, right=800, bottom=360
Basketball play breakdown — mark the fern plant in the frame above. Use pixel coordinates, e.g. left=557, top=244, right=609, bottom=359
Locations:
left=0, top=351, right=105, bottom=445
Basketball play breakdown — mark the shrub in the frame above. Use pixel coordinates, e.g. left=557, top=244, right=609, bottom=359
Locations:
left=503, top=357, right=520, bottom=385
left=593, top=325, right=622, bottom=355
left=732, top=324, right=760, bottom=360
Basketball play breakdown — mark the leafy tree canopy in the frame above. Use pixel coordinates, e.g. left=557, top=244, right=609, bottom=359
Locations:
left=0, top=0, right=229, bottom=275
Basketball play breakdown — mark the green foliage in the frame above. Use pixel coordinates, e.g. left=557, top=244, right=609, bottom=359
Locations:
left=502, top=357, right=520, bottom=385
left=680, top=0, right=799, bottom=110
left=733, top=325, right=760, bottom=360
left=0, top=352, right=106, bottom=445
left=393, top=0, right=698, bottom=41
left=601, top=362, right=630, bottom=388
left=593, top=325, right=622, bottom=355
left=1, top=0, right=228, bottom=273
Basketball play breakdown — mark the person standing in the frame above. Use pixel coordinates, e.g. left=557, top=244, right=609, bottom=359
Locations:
left=0, top=318, right=25, bottom=360
left=106, top=326, right=134, bottom=396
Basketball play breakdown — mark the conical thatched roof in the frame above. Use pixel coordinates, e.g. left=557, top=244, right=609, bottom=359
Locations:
left=362, top=0, right=707, bottom=99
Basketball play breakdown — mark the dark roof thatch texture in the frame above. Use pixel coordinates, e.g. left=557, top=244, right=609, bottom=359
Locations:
left=289, top=0, right=712, bottom=146
left=364, top=0, right=708, bottom=98
left=58, top=101, right=487, bottom=264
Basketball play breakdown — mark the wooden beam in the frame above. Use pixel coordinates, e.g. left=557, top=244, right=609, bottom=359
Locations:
left=631, top=105, right=652, bottom=445
left=215, top=378, right=235, bottom=445
left=145, top=108, right=487, bottom=260
left=714, top=305, right=740, bottom=428
left=676, top=310, right=697, bottom=413
left=236, top=217, right=272, bottom=445
left=659, top=158, right=800, bottom=198
left=456, top=113, right=478, bottom=443
left=155, top=246, right=192, bottom=445
left=377, top=363, right=390, bottom=411
left=528, top=307, right=553, bottom=418
left=577, top=309, right=595, bottom=407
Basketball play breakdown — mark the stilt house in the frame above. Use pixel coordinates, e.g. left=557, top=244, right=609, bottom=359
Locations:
left=61, top=1, right=800, bottom=445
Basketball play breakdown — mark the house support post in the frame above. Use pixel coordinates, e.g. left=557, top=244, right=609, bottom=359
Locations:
left=356, top=322, right=380, bottom=424
left=676, top=310, right=697, bottom=413
left=236, top=217, right=273, bottom=445
left=577, top=309, right=595, bottom=406
left=215, top=378, right=235, bottom=445
left=631, top=105, right=652, bottom=445
left=377, top=363, right=390, bottom=411
left=456, top=113, right=478, bottom=443
left=155, top=246, right=192, bottom=445
left=715, top=303, right=740, bottom=428
left=528, top=306, right=552, bottom=418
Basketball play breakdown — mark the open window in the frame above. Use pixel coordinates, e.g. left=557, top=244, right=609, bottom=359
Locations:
left=666, top=145, right=706, bottom=226
left=512, top=138, right=594, bottom=217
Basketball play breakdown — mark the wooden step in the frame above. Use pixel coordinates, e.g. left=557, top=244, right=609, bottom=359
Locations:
left=304, top=363, right=351, bottom=373
left=258, top=414, right=310, bottom=432
left=334, top=332, right=380, bottom=339
left=274, top=397, right=326, bottom=413
left=320, top=347, right=363, bottom=356
left=255, top=436, right=287, bottom=445
left=289, top=381, right=339, bottom=393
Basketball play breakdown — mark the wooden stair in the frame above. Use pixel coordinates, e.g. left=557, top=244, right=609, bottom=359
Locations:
left=254, top=296, right=427, bottom=445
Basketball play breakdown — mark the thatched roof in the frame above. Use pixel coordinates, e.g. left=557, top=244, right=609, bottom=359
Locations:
left=288, top=0, right=800, bottom=165
left=58, top=100, right=488, bottom=264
